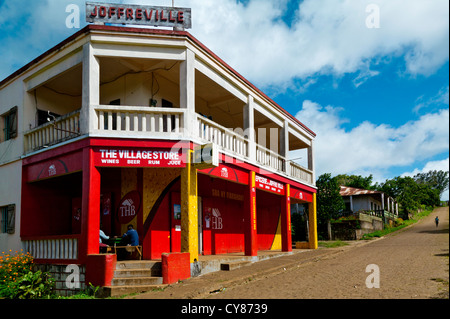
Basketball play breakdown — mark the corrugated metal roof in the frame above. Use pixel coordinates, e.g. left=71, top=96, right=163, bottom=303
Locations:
left=339, top=186, right=382, bottom=196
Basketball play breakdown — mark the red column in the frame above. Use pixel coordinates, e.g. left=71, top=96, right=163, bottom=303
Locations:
left=80, top=147, right=101, bottom=262
left=281, top=184, right=292, bottom=252
left=244, top=171, right=257, bottom=256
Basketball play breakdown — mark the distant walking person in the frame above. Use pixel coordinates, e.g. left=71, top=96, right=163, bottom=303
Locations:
left=435, top=216, right=439, bottom=228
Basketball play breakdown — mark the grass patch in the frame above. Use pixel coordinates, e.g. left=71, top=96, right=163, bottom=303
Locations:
left=319, top=240, right=349, bottom=248
left=360, top=208, right=433, bottom=240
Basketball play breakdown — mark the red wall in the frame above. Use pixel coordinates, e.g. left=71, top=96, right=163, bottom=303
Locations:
left=142, top=179, right=180, bottom=260
left=198, top=175, right=246, bottom=255
left=21, top=172, right=82, bottom=237
left=256, top=190, right=281, bottom=250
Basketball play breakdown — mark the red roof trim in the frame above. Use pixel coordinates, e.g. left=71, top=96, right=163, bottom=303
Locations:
left=1, top=25, right=315, bottom=137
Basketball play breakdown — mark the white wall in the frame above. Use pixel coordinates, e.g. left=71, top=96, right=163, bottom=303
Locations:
left=0, top=160, right=22, bottom=253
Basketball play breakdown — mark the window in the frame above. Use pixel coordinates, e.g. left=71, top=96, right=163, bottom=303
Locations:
left=0, top=204, right=15, bottom=234
left=37, top=109, right=60, bottom=126
left=2, top=106, right=18, bottom=141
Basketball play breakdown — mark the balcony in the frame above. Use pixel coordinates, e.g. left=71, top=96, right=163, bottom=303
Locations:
left=21, top=38, right=315, bottom=187
left=23, top=105, right=314, bottom=185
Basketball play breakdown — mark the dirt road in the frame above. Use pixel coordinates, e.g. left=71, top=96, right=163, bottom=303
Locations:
left=131, top=207, right=448, bottom=300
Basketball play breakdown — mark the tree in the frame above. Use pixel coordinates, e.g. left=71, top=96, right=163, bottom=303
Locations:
left=316, top=173, right=345, bottom=238
left=413, top=170, right=449, bottom=199
left=378, top=175, right=440, bottom=218
left=335, top=174, right=375, bottom=190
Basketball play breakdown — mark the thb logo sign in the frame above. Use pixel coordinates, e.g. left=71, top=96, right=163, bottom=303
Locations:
left=117, top=191, right=141, bottom=224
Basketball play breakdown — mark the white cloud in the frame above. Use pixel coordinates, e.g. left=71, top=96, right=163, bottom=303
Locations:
left=180, top=0, right=449, bottom=88
left=414, top=86, right=449, bottom=114
left=1, top=0, right=448, bottom=86
left=402, top=158, right=450, bottom=177
left=294, top=100, right=449, bottom=178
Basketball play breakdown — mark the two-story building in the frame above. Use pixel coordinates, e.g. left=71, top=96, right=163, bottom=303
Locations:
left=0, top=24, right=317, bottom=291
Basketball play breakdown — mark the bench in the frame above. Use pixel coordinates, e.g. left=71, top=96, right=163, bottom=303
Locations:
left=107, top=245, right=142, bottom=260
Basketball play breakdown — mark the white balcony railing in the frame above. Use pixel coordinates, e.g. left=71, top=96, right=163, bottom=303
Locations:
left=94, top=105, right=185, bottom=137
left=196, top=114, right=248, bottom=159
left=289, top=161, right=313, bottom=185
left=23, top=105, right=314, bottom=186
left=256, top=144, right=285, bottom=172
left=24, top=110, right=80, bottom=153
left=22, top=235, right=79, bottom=260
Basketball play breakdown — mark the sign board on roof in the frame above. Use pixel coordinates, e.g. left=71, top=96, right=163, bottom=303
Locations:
left=86, top=1, right=192, bottom=29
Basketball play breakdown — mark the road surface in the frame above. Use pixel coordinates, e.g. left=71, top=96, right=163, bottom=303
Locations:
left=131, top=207, right=448, bottom=299
left=211, top=207, right=449, bottom=299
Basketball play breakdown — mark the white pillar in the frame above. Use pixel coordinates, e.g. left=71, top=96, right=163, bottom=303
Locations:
left=308, top=139, right=315, bottom=184
left=180, top=49, right=196, bottom=139
left=243, top=95, right=255, bottom=161
left=280, top=120, right=289, bottom=174
left=81, top=43, right=100, bottom=135
left=387, top=197, right=390, bottom=213
left=280, top=119, right=289, bottom=158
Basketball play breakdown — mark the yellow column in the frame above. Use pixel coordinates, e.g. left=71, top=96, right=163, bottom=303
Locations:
left=181, top=150, right=198, bottom=263
left=308, top=192, right=318, bottom=249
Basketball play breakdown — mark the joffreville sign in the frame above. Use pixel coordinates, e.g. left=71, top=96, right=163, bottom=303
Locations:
left=86, top=1, right=192, bottom=29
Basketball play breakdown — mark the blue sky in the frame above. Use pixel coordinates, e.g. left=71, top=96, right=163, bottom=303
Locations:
left=0, top=0, right=449, bottom=199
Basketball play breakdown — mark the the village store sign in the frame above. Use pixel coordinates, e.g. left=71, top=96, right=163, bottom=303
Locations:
left=93, top=147, right=186, bottom=168
left=86, top=1, right=192, bottom=29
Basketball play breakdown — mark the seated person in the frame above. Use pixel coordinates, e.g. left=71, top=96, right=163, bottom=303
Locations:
left=99, top=229, right=110, bottom=253
left=121, top=224, right=139, bottom=246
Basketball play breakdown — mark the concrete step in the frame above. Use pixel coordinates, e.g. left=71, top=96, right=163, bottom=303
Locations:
left=114, top=268, right=161, bottom=278
left=115, top=260, right=161, bottom=270
left=220, top=261, right=252, bottom=271
left=111, top=276, right=163, bottom=286
left=100, top=284, right=167, bottom=298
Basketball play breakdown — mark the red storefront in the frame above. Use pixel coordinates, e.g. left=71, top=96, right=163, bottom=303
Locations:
left=21, top=137, right=316, bottom=265
left=6, top=23, right=318, bottom=293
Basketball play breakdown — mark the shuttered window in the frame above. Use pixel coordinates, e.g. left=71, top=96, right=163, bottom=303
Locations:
left=0, top=204, right=15, bottom=234
left=2, top=106, right=18, bottom=141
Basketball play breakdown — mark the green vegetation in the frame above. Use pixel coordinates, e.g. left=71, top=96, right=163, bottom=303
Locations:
left=360, top=208, right=433, bottom=240
left=319, top=240, right=349, bottom=248
left=316, top=170, right=448, bottom=239
left=0, top=250, right=55, bottom=299
left=316, top=173, right=345, bottom=239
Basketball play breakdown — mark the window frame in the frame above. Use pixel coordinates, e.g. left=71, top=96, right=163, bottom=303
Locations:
left=0, top=204, right=15, bottom=234
left=2, top=106, right=18, bottom=141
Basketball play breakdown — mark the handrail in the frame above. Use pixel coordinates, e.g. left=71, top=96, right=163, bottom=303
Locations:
left=24, top=109, right=81, bottom=153
left=255, top=143, right=286, bottom=172
left=197, top=114, right=248, bottom=158
left=95, top=105, right=185, bottom=134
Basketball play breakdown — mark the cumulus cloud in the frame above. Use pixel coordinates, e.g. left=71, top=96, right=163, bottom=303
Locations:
left=1, top=0, right=448, bottom=86
left=179, top=0, right=449, bottom=88
left=294, top=100, right=449, bottom=177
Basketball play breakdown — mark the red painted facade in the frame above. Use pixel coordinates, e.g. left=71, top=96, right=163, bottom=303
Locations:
left=20, top=137, right=315, bottom=264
